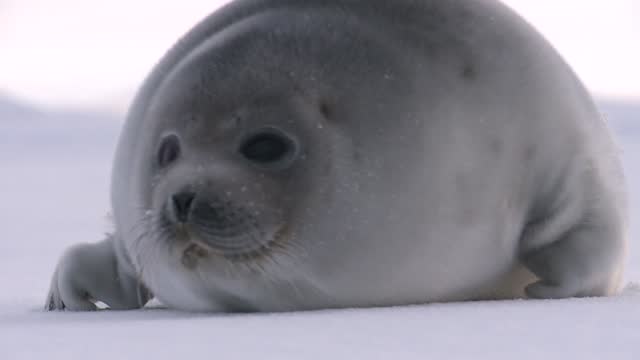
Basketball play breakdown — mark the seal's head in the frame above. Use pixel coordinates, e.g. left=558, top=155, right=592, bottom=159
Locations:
left=133, top=83, right=345, bottom=310
left=153, top=125, right=300, bottom=266
left=142, top=78, right=329, bottom=261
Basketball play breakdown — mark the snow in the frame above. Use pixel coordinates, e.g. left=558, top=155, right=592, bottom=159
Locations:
left=1, top=100, right=639, bottom=359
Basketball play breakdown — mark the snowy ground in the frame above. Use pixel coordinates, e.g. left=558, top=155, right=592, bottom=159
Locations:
left=0, top=100, right=639, bottom=359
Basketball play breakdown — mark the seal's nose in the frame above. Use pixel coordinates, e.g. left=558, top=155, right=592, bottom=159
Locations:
left=171, top=191, right=196, bottom=223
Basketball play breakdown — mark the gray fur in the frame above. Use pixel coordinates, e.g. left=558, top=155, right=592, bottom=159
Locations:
left=46, top=0, right=627, bottom=312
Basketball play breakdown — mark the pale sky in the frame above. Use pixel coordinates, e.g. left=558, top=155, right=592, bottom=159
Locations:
left=1, top=0, right=639, bottom=113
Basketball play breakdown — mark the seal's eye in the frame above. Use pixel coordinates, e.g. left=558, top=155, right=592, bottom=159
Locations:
left=157, top=134, right=181, bottom=168
left=240, top=131, right=295, bottom=165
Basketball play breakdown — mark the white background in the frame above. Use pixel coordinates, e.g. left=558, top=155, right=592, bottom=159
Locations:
left=0, top=0, right=639, bottom=112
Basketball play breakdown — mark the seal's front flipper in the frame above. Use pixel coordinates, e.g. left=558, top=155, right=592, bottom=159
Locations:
left=46, top=265, right=97, bottom=311
left=45, top=236, right=151, bottom=311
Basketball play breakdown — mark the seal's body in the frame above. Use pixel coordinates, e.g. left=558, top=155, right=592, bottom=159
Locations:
left=47, top=0, right=627, bottom=312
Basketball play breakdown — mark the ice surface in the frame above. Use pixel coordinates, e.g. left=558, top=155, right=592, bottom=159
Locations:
left=0, top=99, right=639, bottom=359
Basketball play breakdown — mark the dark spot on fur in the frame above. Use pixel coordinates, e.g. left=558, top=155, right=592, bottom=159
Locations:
left=490, top=138, right=503, bottom=154
left=352, top=147, right=362, bottom=163
left=524, top=145, right=536, bottom=162
left=319, top=101, right=332, bottom=119
left=461, top=64, right=476, bottom=81
left=460, top=206, right=475, bottom=226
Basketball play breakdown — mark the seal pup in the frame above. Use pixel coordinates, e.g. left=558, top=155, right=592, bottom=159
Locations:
left=46, top=0, right=627, bottom=312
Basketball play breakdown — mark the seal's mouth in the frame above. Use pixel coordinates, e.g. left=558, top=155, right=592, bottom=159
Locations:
left=160, top=199, right=289, bottom=266
left=176, top=224, right=289, bottom=267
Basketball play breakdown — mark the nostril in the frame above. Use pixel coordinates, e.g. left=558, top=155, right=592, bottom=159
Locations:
left=171, top=191, right=196, bottom=223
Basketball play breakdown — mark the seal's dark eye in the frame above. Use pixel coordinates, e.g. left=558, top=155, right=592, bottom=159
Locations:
left=157, top=134, right=181, bottom=168
left=240, top=131, right=294, bottom=165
